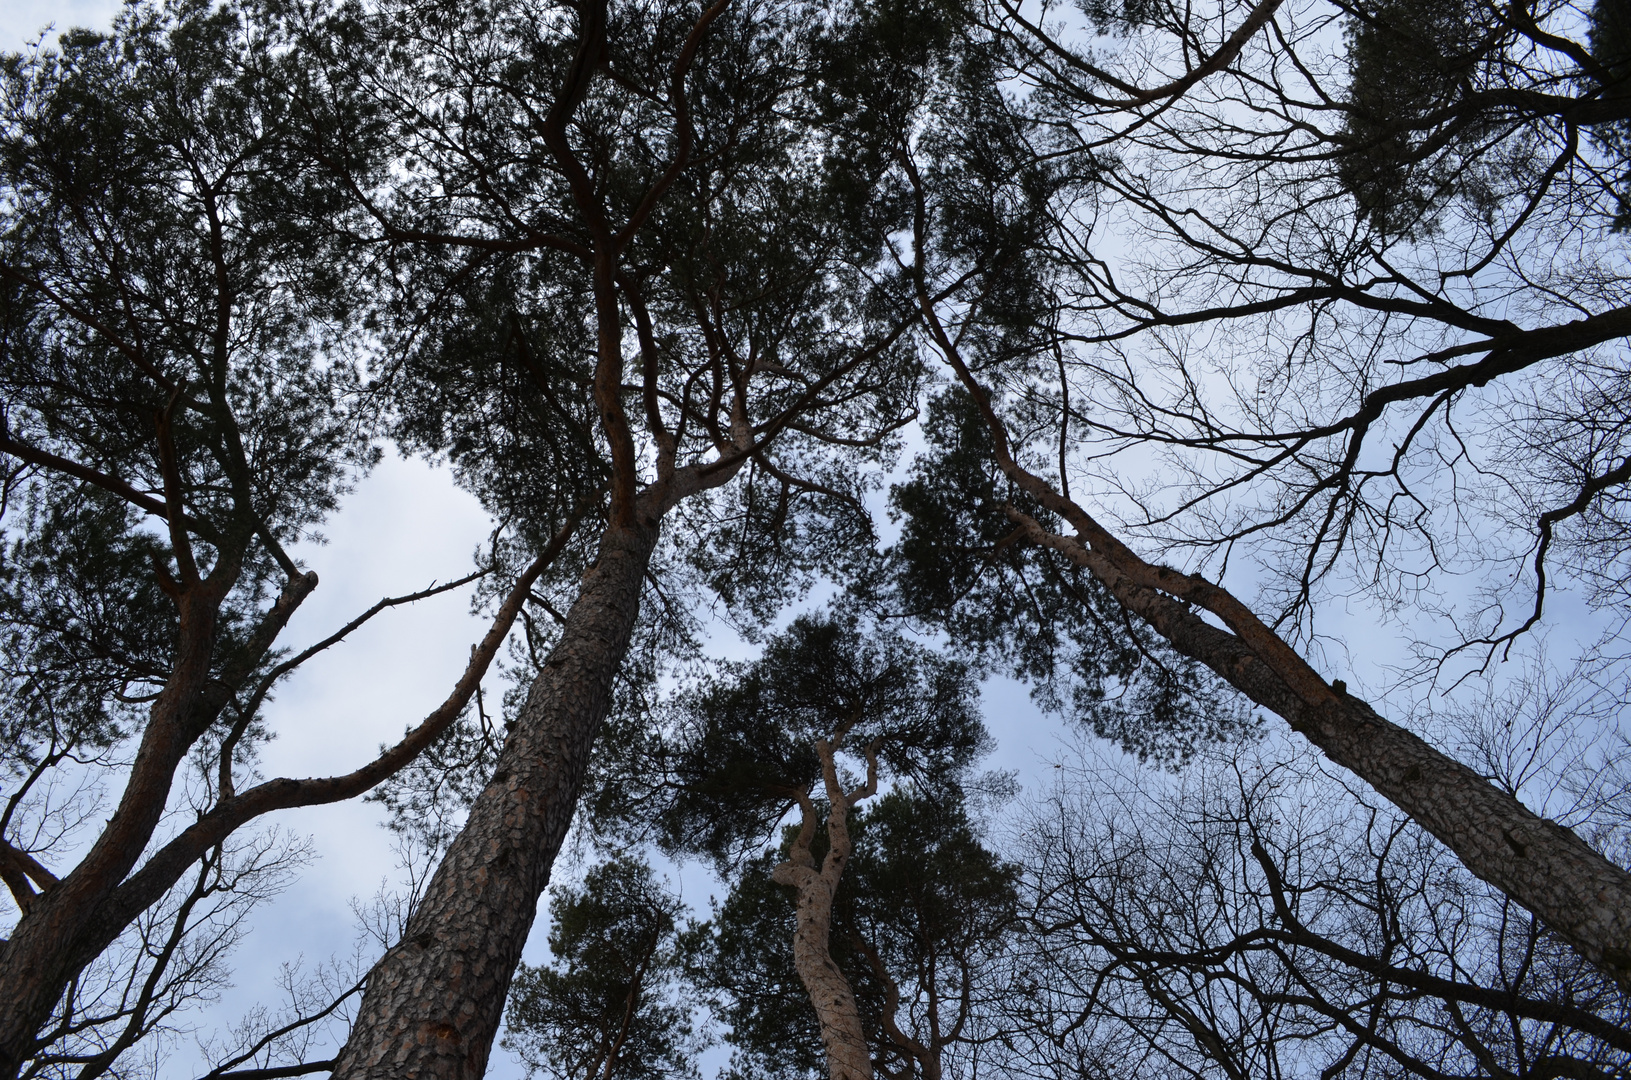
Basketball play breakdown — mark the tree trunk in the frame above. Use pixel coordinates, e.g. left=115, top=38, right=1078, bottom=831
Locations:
left=1013, top=510, right=1631, bottom=987
left=783, top=869, right=873, bottom=1080
left=329, top=520, right=658, bottom=1080
left=923, top=301, right=1631, bottom=989
left=773, top=744, right=874, bottom=1080
left=0, top=586, right=233, bottom=1078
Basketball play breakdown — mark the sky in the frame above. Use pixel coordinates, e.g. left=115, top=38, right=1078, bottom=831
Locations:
left=0, top=8, right=1078, bottom=1077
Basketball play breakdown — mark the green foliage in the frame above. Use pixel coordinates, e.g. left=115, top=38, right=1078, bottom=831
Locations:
left=0, top=2, right=389, bottom=1069
left=387, top=254, right=605, bottom=557
left=1334, top=0, right=1631, bottom=234
left=847, top=789, right=1018, bottom=1003
left=692, top=789, right=1016, bottom=1079
left=887, top=391, right=1258, bottom=766
left=1339, top=0, right=1484, bottom=235
left=503, top=856, right=703, bottom=1080
left=1336, top=0, right=1530, bottom=237
left=647, top=613, right=989, bottom=868
left=811, top=0, right=960, bottom=220
left=0, top=490, right=169, bottom=781
left=360, top=0, right=926, bottom=627
left=1075, top=0, right=1155, bottom=34
left=0, top=0, right=378, bottom=790
left=846, top=789, right=1017, bottom=1077
left=1593, top=0, right=1631, bottom=90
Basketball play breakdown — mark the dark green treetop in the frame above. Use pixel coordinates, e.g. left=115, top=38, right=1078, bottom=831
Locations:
left=693, top=788, right=1017, bottom=1080
left=1337, top=0, right=1631, bottom=234
left=0, top=4, right=557, bottom=1071
left=315, top=0, right=932, bottom=622
left=637, top=613, right=988, bottom=870
left=0, top=0, right=376, bottom=789
left=503, top=856, right=704, bottom=1080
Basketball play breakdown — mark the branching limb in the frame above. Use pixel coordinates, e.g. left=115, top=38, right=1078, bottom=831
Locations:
left=153, top=385, right=201, bottom=587
left=0, top=841, right=59, bottom=913
left=1448, top=455, right=1631, bottom=667
left=92, top=511, right=583, bottom=956
left=220, top=567, right=489, bottom=799
left=995, top=0, right=1287, bottom=108
left=0, top=426, right=217, bottom=539
left=195, top=976, right=365, bottom=1080
left=852, top=932, right=938, bottom=1078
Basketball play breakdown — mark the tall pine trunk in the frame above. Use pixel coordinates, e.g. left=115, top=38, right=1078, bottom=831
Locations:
left=1012, top=508, right=1631, bottom=986
left=330, top=520, right=658, bottom=1080
left=778, top=855, right=873, bottom=1080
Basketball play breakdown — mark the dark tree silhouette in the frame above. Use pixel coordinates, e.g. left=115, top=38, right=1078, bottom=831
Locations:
left=0, top=4, right=571, bottom=1073
left=1005, top=746, right=1631, bottom=1080
left=879, top=0, right=1631, bottom=987
left=295, top=0, right=932, bottom=1072
left=693, top=789, right=1016, bottom=1080
left=502, top=857, right=702, bottom=1080
left=649, top=615, right=987, bottom=1080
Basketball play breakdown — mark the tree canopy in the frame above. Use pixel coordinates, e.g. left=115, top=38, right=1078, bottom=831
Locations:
left=503, top=856, right=702, bottom=1080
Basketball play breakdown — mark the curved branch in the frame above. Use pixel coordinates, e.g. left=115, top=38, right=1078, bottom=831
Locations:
left=997, top=0, right=1286, bottom=108
left=85, top=511, right=583, bottom=963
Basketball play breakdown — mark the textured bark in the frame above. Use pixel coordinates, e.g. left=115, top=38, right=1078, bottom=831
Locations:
left=1006, top=507, right=1631, bottom=988
left=329, top=519, right=658, bottom=1080
left=920, top=284, right=1631, bottom=989
left=0, top=530, right=562, bottom=1077
left=79, top=529, right=574, bottom=961
left=772, top=741, right=876, bottom=1080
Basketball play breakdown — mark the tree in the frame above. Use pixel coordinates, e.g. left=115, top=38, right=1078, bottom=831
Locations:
left=1002, top=742, right=1631, bottom=1080
left=0, top=4, right=569, bottom=1073
left=502, top=856, right=702, bottom=1080
left=291, top=0, right=932, bottom=1072
left=842, top=790, right=1017, bottom=1080
left=693, top=850, right=830, bottom=1080
left=877, top=0, right=1631, bottom=986
left=693, top=789, right=1016, bottom=1080
left=645, top=614, right=987, bottom=1080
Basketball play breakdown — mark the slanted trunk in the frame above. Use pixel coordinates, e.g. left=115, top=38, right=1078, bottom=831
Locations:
left=329, top=520, right=658, bottom=1080
left=1014, top=509, right=1631, bottom=986
left=772, top=742, right=875, bottom=1080
left=0, top=584, right=239, bottom=1078
left=924, top=302, right=1631, bottom=989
